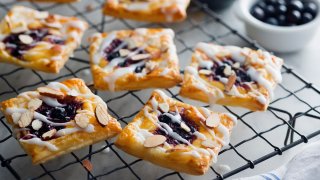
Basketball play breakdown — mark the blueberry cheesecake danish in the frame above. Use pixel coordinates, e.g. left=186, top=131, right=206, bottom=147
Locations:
left=0, top=78, right=122, bottom=164
left=115, top=90, right=237, bottom=175
left=89, top=28, right=182, bottom=91
left=180, top=43, right=283, bottom=111
left=0, top=6, right=88, bottom=73
left=103, top=0, right=190, bottom=23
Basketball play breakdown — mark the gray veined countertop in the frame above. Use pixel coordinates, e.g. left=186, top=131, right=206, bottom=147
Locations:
left=0, top=0, right=320, bottom=180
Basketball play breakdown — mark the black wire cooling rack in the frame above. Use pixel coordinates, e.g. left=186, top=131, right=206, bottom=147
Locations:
left=1, top=0, right=320, bottom=179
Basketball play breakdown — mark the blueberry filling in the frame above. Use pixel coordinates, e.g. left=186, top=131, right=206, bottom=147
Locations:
left=21, top=97, right=82, bottom=141
left=199, top=58, right=253, bottom=86
left=103, top=39, right=150, bottom=73
left=2, top=28, right=65, bottom=59
left=154, top=109, right=198, bottom=146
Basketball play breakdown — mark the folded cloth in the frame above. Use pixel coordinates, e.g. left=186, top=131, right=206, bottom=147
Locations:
left=235, top=140, right=320, bottom=180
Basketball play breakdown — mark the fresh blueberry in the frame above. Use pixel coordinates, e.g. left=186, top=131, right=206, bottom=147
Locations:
left=304, top=2, right=318, bottom=16
left=276, top=0, right=286, bottom=5
left=301, top=12, right=314, bottom=24
left=288, top=0, right=304, bottom=11
left=265, top=0, right=277, bottom=5
left=265, top=4, right=276, bottom=15
left=257, top=1, right=267, bottom=9
left=251, top=6, right=266, bottom=20
left=134, top=65, right=145, bottom=73
left=287, top=10, right=302, bottom=23
left=266, top=17, right=279, bottom=25
left=278, top=15, right=287, bottom=25
left=277, top=4, right=287, bottom=14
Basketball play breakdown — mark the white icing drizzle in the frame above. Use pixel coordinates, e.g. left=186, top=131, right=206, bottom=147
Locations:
left=247, top=67, right=274, bottom=99
left=160, top=68, right=170, bottom=76
left=20, top=137, right=58, bottom=151
left=104, top=61, right=145, bottom=91
left=41, top=96, right=65, bottom=107
left=34, top=112, right=73, bottom=127
left=56, top=124, right=95, bottom=136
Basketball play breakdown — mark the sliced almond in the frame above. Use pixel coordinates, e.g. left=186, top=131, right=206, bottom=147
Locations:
left=31, top=119, right=43, bottom=131
left=75, top=113, right=89, bottom=129
left=144, top=135, right=167, bottom=148
left=18, top=110, right=34, bottom=128
left=0, top=42, right=5, bottom=50
left=95, top=103, right=109, bottom=126
left=233, top=62, right=240, bottom=68
left=206, top=113, right=220, bottom=128
left=82, top=159, right=93, bottom=172
left=202, top=139, right=219, bottom=148
left=37, top=87, right=64, bottom=99
left=223, top=65, right=232, bottom=76
left=225, top=74, right=237, bottom=92
left=18, top=35, right=33, bottom=45
left=145, top=61, right=158, bottom=71
left=119, top=49, right=131, bottom=57
left=180, top=122, right=191, bottom=132
left=11, top=112, right=22, bottom=124
left=159, top=103, right=169, bottom=113
left=44, top=22, right=63, bottom=29
left=42, top=129, right=56, bottom=139
left=35, top=11, right=49, bottom=19
left=131, top=53, right=151, bottom=61
left=28, top=99, right=43, bottom=110
left=199, top=69, right=212, bottom=75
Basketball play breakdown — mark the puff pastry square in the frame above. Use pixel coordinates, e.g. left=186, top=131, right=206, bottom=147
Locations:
left=0, top=78, right=122, bottom=164
left=89, top=28, right=182, bottom=91
left=103, top=0, right=190, bottom=23
left=180, top=43, right=283, bottom=111
left=115, top=90, right=237, bottom=175
left=0, top=6, right=88, bottom=73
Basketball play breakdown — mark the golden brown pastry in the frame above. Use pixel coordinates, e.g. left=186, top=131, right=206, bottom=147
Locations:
left=180, top=42, right=283, bottom=111
left=103, top=0, right=190, bottom=23
left=115, top=90, right=237, bottom=175
left=89, top=28, right=182, bottom=91
left=0, top=6, right=88, bottom=73
left=0, top=78, right=122, bottom=164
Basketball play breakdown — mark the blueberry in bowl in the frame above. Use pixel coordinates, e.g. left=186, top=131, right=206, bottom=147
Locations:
left=250, top=0, right=318, bottom=26
left=237, top=0, right=320, bottom=53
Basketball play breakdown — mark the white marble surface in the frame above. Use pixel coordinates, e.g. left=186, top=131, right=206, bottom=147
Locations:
left=0, top=0, right=319, bottom=180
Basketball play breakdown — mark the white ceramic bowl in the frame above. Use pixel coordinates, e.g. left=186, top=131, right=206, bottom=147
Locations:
left=237, top=0, right=320, bottom=53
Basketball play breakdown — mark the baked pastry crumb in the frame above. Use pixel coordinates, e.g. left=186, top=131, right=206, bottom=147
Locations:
left=0, top=6, right=88, bottom=73
left=0, top=78, right=122, bottom=164
left=180, top=42, right=283, bottom=111
left=89, top=28, right=182, bottom=91
left=115, top=90, right=237, bottom=175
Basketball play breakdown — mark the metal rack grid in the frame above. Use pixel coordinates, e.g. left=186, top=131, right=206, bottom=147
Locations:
left=0, top=0, right=320, bottom=179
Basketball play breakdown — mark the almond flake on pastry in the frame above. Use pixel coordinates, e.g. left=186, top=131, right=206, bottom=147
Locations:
left=180, top=42, right=283, bottom=111
left=115, top=90, right=237, bottom=175
left=0, top=6, right=88, bottom=73
left=0, top=78, right=122, bottom=164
